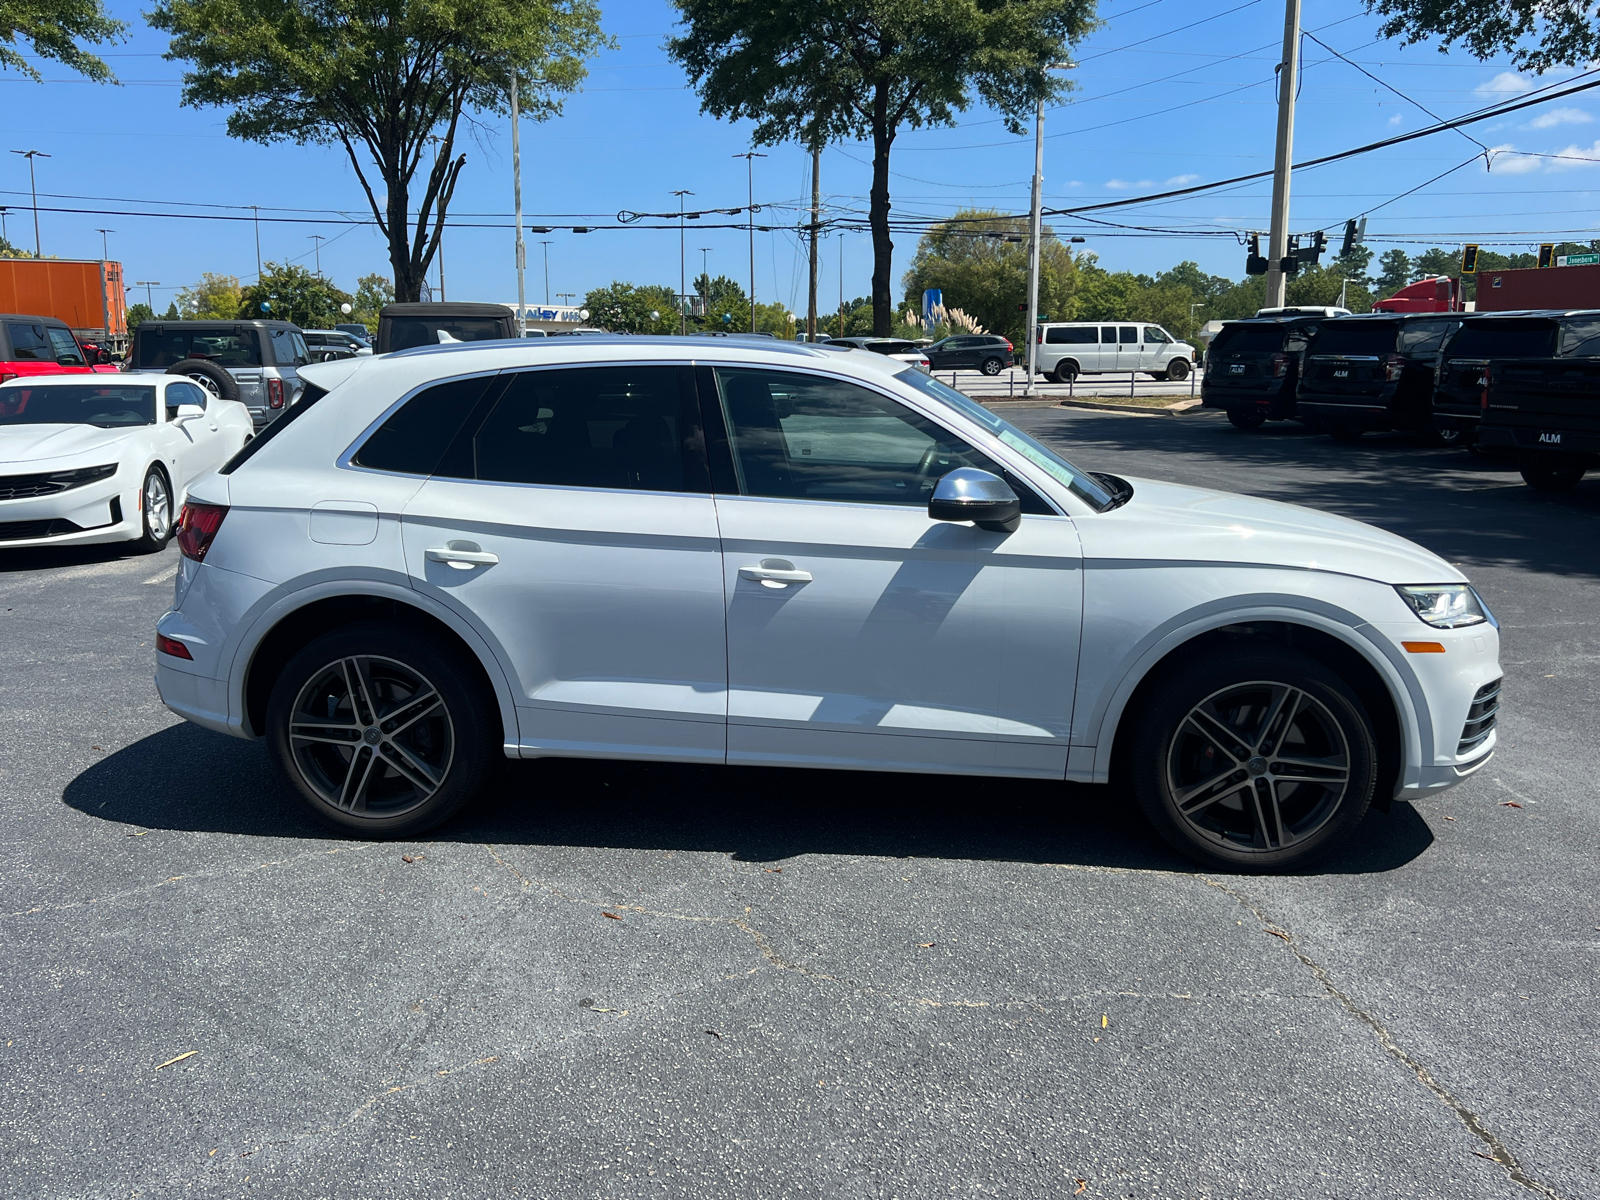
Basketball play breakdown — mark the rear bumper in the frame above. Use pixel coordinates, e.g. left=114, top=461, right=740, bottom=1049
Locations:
left=1479, top=423, right=1600, bottom=458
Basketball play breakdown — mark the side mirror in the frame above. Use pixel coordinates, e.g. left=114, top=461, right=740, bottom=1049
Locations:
left=173, top=403, right=205, bottom=421
left=928, top=467, right=1021, bottom=533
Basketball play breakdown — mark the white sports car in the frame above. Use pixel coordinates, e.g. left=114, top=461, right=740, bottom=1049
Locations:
left=0, top=374, right=252, bottom=551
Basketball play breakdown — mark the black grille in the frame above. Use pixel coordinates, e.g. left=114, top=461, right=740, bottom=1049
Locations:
left=1458, top=678, right=1501, bottom=756
left=0, top=463, right=117, bottom=501
left=0, top=518, right=83, bottom=541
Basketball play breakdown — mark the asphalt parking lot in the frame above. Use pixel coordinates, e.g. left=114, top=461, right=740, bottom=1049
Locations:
left=2, top=408, right=1596, bottom=1200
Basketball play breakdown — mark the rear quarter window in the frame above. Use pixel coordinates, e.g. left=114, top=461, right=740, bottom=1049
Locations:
left=1310, top=323, right=1399, bottom=356
left=1559, top=316, right=1600, bottom=357
left=1446, top=322, right=1558, bottom=359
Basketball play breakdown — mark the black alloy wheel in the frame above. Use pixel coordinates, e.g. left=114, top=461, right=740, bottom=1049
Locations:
left=1129, top=648, right=1377, bottom=871
left=1519, top=456, right=1588, bottom=493
left=980, top=356, right=1005, bottom=376
left=1227, top=408, right=1267, bottom=430
left=266, top=621, right=500, bottom=836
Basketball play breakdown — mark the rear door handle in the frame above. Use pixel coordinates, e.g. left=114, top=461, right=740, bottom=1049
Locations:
left=426, top=546, right=500, bottom=569
left=739, top=564, right=812, bottom=585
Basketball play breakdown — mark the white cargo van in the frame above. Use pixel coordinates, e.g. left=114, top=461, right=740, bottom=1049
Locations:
left=1034, top=322, right=1196, bottom=383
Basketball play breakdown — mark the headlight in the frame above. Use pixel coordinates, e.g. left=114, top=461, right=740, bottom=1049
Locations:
left=1395, top=584, right=1487, bottom=629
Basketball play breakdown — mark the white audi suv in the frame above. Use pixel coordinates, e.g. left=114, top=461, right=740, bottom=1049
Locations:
left=154, top=337, right=1501, bottom=870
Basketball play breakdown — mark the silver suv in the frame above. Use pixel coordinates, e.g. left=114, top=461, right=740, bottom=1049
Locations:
left=127, top=320, right=310, bottom=429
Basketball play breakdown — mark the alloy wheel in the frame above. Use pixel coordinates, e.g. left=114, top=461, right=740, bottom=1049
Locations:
left=287, top=655, right=455, bottom=818
left=144, top=472, right=171, bottom=542
left=186, top=372, right=223, bottom=399
left=1166, top=680, right=1350, bottom=854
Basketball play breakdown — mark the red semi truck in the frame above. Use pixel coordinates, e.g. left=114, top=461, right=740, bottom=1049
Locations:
left=0, top=258, right=128, bottom=354
left=1372, top=276, right=1463, bottom=313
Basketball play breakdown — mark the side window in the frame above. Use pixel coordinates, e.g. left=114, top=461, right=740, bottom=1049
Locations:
left=352, top=375, right=499, bottom=476
left=1559, top=316, right=1600, bottom=357
left=1118, top=326, right=1138, bottom=344
left=1143, top=326, right=1170, bottom=344
left=166, top=381, right=206, bottom=414
left=1044, top=327, right=1070, bottom=344
left=715, top=366, right=1010, bottom=508
left=465, top=366, right=690, bottom=492
left=1099, top=326, right=1116, bottom=344
left=1065, top=327, right=1096, bottom=344
left=7, top=322, right=52, bottom=361
left=1284, top=325, right=1312, bottom=353
left=46, top=327, right=86, bottom=365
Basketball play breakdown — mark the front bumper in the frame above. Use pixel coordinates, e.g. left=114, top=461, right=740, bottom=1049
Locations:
left=0, top=474, right=137, bottom=547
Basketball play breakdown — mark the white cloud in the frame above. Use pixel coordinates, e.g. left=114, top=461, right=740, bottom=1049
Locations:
left=1388, top=112, right=1403, bottom=126
left=1545, top=138, right=1600, bottom=169
left=1487, top=143, right=1545, bottom=174
left=1478, top=70, right=1534, bottom=96
left=1104, top=178, right=1154, bottom=189
left=1526, top=106, right=1593, bottom=129
left=1166, top=173, right=1200, bottom=185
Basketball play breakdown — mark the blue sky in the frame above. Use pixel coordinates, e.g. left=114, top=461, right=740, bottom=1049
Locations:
left=5, top=0, right=1595, bottom=315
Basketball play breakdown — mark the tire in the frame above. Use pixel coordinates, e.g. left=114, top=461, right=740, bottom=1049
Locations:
left=1050, top=361, right=1079, bottom=384
left=1165, top=358, right=1191, bottom=381
left=1519, top=457, right=1587, bottom=493
left=1427, top=423, right=1465, bottom=448
left=1326, top=422, right=1365, bottom=442
left=1129, top=648, right=1377, bottom=872
left=167, top=358, right=240, bottom=404
left=1227, top=408, right=1267, bottom=430
left=133, top=466, right=174, bottom=553
left=979, top=356, right=1004, bottom=376
left=266, top=621, right=501, bottom=837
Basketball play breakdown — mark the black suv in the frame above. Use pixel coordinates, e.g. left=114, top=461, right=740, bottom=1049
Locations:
left=1201, top=315, right=1326, bottom=430
left=1433, top=312, right=1568, bottom=446
left=377, top=302, right=518, bottom=353
left=1473, top=310, right=1600, bottom=491
left=1296, top=312, right=1464, bottom=443
left=924, top=334, right=1015, bottom=375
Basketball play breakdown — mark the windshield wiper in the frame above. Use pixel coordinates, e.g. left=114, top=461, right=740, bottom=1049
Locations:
left=1090, top=472, right=1134, bottom=511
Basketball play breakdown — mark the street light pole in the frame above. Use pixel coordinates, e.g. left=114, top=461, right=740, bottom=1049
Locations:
left=672, top=189, right=693, bottom=335
left=733, top=152, right=766, bottom=332
left=511, top=75, right=527, bottom=338
left=1265, top=0, right=1302, bottom=309
left=96, top=228, right=114, bottom=261
left=250, top=205, right=262, bottom=280
left=1024, top=64, right=1072, bottom=397
left=540, top=240, right=552, bottom=303
left=136, top=281, right=159, bottom=310
left=309, top=234, right=325, bottom=276
left=808, top=139, right=821, bottom=342
left=11, top=150, right=51, bottom=256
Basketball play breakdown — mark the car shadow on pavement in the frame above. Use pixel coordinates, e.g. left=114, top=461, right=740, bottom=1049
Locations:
left=63, top=723, right=1435, bottom=876
left=0, top=542, right=153, bottom=574
left=1025, top=410, right=1600, bottom=580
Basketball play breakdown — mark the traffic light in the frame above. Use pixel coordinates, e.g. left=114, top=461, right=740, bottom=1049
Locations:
left=1246, top=233, right=1268, bottom=276
left=1296, top=230, right=1327, bottom=268
left=1340, top=219, right=1358, bottom=258
left=1538, top=243, right=1554, bottom=269
left=1281, top=234, right=1301, bottom=278
left=1461, top=244, right=1480, bottom=274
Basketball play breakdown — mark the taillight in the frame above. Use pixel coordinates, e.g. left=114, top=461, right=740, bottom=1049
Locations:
left=0, top=371, right=16, bottom=383
left=1384, top=354, right=1404, bottom=382
left=1036, top=329, right=1043, bottom=343
left=267, top=377, right=285, bottom=408
left=1271, top=352, right=1289, bottom=378
left=176, top=501, right=228, bottom=562
left=156, top=633, right=193, bottom=660
left=1481, top=364, right=1491, bottom=412
left=1003, top=339, right=1013, bottom=351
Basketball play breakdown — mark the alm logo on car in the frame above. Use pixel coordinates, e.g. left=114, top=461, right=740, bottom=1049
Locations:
left=1333, top=369, right=1349, bottom=377
left=1539, top=432, right=1562, bottom=444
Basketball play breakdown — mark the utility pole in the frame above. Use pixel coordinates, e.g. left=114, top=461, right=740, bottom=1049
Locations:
left=733, top=151, right=766, bottom=332
left=250, top=205, right=262, bottom=280
left=1265, top=0, right=1302, bottom=309
left=95, top=228, right=114, bottom=261
left=539, top=240, right=552, bottom=303
left=1024, top=64, right=1072, bottom=396
left=511, top=75, right=527, bottom=337
left=672, top=189, right=694, bottom=335
left=808, top=141, right=821, bottom=341
left=136, top=280, right=159, bottom=310
left=838, top=234, right=844, bottom=337
left=308, top=234, right=325, bottom=276
left=11, top=149, right=50, bottom=256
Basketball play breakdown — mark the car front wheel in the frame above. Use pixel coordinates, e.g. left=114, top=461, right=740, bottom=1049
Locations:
left=1130, top=648, right=1377, bottom=871
left=1519, top=456, right=1587, bottom=492
left=1165, top=359, right=1191, bottom=381
left=266, top=622, right=501, bottom=836
left=133, top=466, right=174, bottom=553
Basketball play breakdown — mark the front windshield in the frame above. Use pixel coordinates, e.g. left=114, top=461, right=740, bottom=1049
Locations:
left=895, top=369, right=1116, bottom=510
left=0, top=384, right=156, bottom=428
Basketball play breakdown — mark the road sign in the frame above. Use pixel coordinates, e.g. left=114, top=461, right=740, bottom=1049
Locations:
left=1556, top=252, right=1600, bottom=267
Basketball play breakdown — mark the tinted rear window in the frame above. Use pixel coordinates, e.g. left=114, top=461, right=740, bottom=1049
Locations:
left=1398, top=320, right=1458, bottom=356
left=387, top=317, right=509, bottom=352
left=1446, top=321, right=1557, bottom=359
left=1045, top=327, right=1096, bottom=344
left=353, top=374, right=499, bottom=476
left=1311, top=323, right=1399, bottom=356
left=1209, top=325, right=1286, bottom=354
left=135, top=328, right=262, bottom=368
left=1558, top=316, right=1600, bottom=357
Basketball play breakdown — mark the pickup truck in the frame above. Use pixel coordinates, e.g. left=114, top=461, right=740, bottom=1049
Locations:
left=1475, top=312, right=1600, bottom=491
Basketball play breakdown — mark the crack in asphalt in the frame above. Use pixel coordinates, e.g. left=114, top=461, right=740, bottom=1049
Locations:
left=1202, top=876, right=1569, bottom=1200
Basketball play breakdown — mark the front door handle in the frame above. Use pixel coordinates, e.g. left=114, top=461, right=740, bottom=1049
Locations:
left=426, top=546, right=500, bottom=569
left=739, top=564, right=812, bottom=586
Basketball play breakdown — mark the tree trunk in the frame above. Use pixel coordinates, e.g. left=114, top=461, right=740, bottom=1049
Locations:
left=386, top=167, right=422, bottom=302
left=869, top=82, right=895, bottom=336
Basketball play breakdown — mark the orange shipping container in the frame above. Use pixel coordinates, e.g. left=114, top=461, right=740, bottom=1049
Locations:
left=0, top=257, right=127, bottom=344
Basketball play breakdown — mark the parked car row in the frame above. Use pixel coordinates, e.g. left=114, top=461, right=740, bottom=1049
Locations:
left=1201, top=309, right=1600, bottom=492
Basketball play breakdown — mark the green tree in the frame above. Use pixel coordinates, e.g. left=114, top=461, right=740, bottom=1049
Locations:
left=1377, top=249, right=1411, bottom=297
left=126, top=302, right=154, bottom=331
left=176, top=271, right=243, bottom=319
left=162, top=301, right=181, bottom=319
left=693, top=272, right=754, bottom=332
left=0, top=233, right=34, bottom=258
left=1371, top=0, right=1600, bottom=72
left=351, top=272, right=394, bottom=331
left=583, top=281, right=682, bottom=334
left=239, top=261, right=353, bottom=328
left=669, top=0, right=1093, bottom=336
left=900, top=209, right=1080, bottom=342
left=1411, top=248, right=1459, bottom=282
left=1, top=0, right=124, bottom=82
left=151, top=0, right=610, bottom=302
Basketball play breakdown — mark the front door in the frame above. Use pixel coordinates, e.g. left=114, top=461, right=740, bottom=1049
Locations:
left=396, top=364, right=728, bottom=762
left=707, top=365, right=1082, bottom=778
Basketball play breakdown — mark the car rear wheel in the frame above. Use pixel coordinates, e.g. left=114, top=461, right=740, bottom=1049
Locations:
left=1227, top=408, right=1267, bottom=430
left=979, top=356, right=1005, bottom=376
left=266, top=622, right=501, bottom=836
left=1428, top=422, right=1467, bottom=448
left=166, top=358, right=240, bottom=404
left=1164, top=359, right=1191, bottom=381
left=1050, top=361, right=1079, bottom=384
left=133, top=467, right=174, bottom=553
left=1519, top=456, right=1587, bottom=493
left=1130, top=648, right=1377, bottom=871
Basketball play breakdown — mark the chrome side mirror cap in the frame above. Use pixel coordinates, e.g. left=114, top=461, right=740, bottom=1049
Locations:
left=928, top=467, right=1021, bottom=533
